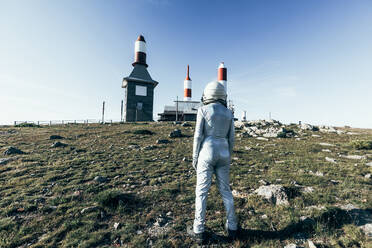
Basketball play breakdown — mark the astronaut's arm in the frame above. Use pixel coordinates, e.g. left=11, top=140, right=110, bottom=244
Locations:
left=192, top=108, right=205, bottom=169
left=228, top=118, right=235, bottom=156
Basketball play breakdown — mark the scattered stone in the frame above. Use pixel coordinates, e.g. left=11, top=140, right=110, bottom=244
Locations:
left=347, top=132, right=359, bottom=135
left=181, top=122, right=191, bottom=127
left=232, top=189, right=250, bottom=198
left=94, top=176, right=108, bottom=183
left=34, top=197, right=46, bottom=204
left=259, top=179, right=269, bottom=185
left=260, top=214, right=268, bottom=219
left=319, top=125, right=337, bottom=133
left=284, top=244, right=297, bottom=248
left=136, top=230, right=143, bottom=235
left=360, top=223, right=372, bottom=238
left=322, top=149, right=331, bottom=152
left=340, top=154, right=366, bottom=160
left=366, top=162, right=372, bottom=167
left=156, top=139, right=170, bottom=144
left=81, top=206, right=99, bottom=214
left=142, top=145, right=157, bottom=151
left=73, top=191, right=81, bottom=197
left=49, top=135, right=64, bottom=140
left=128, top=144, right=140, bottom=149
left=169, top=129, right=183, bottom=138
left=307, top=240, right=317, bottom=248
left=114, top=222, right=120, bottom=230
left=319, top=142, right=335, bottom=147
left=314, top=171, right=324, bottom=177
left=255, top=184, right=289, bottom=206
left=256, top=137, right=269, bottom=141
left=51, top=141, right=67, bottom=148
left=340, top=203, right=357, bottom=211
left=302, top=186, right=315, bottom=193
left=148, top=215, right=172, bottom=237
left=300, top=123, right=317, bottom=131
left=325, top=157, right=337, bottom=164
left=275, top=160, right=285, bottom=164
left=3, top=147, right=24, bottom=155
left=365, top=173, right=371, bottom=179
left=312, top=134, right=321, bottom=138
left=0, top=157, right=13, bottom=165
left=330, top=179, right=340, bottom=185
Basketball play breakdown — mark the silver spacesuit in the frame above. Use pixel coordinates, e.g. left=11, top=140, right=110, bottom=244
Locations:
left=192, top=82, right=237, bottom=234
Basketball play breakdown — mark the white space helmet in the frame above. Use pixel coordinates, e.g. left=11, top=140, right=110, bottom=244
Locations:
left=202, top=81, right=227, bottom=102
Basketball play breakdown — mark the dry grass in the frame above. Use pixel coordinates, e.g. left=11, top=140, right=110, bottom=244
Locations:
left=0, top=122, right=371, bottom=247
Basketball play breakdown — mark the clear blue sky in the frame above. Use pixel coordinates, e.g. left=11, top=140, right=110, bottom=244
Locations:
left=1, top=0, right=372, bottom=127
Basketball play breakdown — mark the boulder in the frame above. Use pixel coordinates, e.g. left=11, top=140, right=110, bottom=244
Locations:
left=181, top=122, right=192, bottom=127
left=94, top=176, right=108, bottom=183
left=169, top=129, right=183, bottom=138
left=300, top=123, right=318, bottom=131
left=4, top=147, right=25, bottom=155
left=255, top=184, right=289, bottom=205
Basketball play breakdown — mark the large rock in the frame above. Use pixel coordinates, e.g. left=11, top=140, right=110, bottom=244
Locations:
left=94, top=176, right=108, bottom=183
left=3, top=147, right=24, bottom=155
left=255, top=184, right=289, bottom=205
left=181, top=122, right=191, bottom=127
left=300, top=123, right=318, bottom=131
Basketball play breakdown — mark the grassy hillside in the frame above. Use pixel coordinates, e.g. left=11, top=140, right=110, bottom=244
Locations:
left=0, top=122, right=371, bottom=247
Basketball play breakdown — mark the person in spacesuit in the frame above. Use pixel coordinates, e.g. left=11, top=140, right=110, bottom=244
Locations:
left=187, top=81, right=238, bottom=243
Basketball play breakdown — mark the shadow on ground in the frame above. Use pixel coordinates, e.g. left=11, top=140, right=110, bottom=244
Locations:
left=201, top=207, right=372, bottom=245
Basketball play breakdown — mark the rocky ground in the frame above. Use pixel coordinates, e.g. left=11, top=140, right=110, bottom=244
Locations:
left=0, top=121, right=371, bottom=247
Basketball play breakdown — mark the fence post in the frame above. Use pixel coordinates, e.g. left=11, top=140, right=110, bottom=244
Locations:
left=50, top=121, right=52, bottom=126
left=14, top=121, right=16, bottom=126
left=102, top=101, right=105, bottom=124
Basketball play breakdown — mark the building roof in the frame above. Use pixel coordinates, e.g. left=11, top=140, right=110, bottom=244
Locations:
left=122, top=64, right=159, bottom=87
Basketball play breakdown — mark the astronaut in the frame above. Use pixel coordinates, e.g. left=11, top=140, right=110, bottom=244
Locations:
left=188, top=81, right=238, bottom=243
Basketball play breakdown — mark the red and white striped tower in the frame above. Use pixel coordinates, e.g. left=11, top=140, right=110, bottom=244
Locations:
left=218, top=62, right=227, bottom=91
left=132, top=35, right=148, bottom=67
left=184, top=65, right=192, bottom=101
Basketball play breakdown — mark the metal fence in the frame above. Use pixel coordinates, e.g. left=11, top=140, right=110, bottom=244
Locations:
left=14, top=119, right=123, bottom=126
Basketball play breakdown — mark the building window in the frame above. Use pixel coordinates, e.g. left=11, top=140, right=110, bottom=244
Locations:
left=137, top=102, right=143, bottom=110
left=135, top=85, right=147, bottom=96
